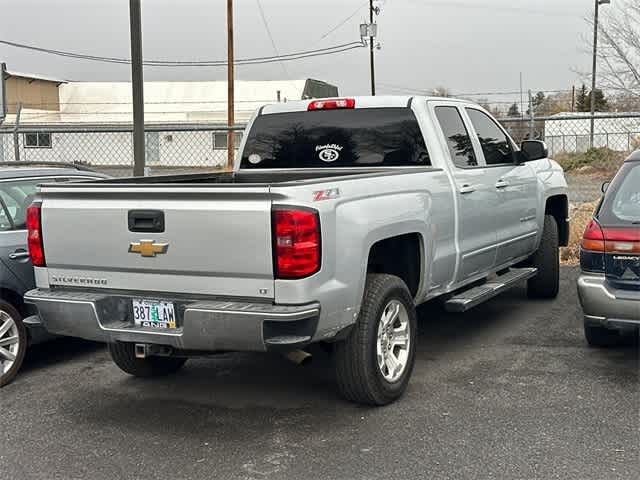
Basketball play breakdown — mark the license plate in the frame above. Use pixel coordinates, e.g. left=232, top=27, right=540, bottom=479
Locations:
left=132, top=299, right=177, bottom=329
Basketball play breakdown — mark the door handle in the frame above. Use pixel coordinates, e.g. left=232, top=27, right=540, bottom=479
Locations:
left=495, top=179, right=509, bottom=189
left=128, top=210, right=165, bottom=233
left=459, top=184, right=475, bottom=194
left=9, top=250, right=30, bottom=260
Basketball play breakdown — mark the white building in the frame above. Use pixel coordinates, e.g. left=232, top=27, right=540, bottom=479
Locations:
left=543, top=112, right=640, bottom=155
left=0, top=74, right=338, bottom=167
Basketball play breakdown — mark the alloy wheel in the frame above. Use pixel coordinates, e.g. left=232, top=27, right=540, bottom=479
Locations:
left=376, top=299, right=411, bottom=383
left=0, top=310, right=20, bottom=376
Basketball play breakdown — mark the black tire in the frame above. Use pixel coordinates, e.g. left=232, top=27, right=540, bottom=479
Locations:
left=108, top=342, right=187, bottom=377
left=584, top=322, right=620, bottom=348
left=527, top=214, right=560, bottom=299
left=0, top=301, right=27, bottom=388
left=334, top=274, right=417, bottom=406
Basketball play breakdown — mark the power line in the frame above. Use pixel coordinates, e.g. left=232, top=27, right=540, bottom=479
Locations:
left=255, top=0, right=293, bottom=85
left=317, top=1, right=369, bottom=43
left=0, top=39, right=364, bottom=67
left=378, top=82, right=574, bottom=98
left=5, top=100, right=279, bottom=107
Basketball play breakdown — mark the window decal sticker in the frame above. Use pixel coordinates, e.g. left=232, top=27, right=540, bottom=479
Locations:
left=316, top=144, right=343, bottom=163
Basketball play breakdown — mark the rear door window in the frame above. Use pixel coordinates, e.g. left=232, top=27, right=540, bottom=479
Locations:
left=241, top=107, right=431, bottom=168
left=0, top=177, right=81, bottom=230
left=0, top=179, right=42, bottom=229
left=466, top=108, right=516, bottom=165
left=435, top=106, right=478, bottom=168
left=598, top=162, right=640, bottom=225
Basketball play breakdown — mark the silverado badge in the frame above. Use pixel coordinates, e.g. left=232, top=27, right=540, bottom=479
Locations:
left=129, top=240, right=169, bottom=257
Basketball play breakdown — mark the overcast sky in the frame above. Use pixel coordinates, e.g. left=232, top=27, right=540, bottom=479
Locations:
left=0, top=0, right=610, bottom=102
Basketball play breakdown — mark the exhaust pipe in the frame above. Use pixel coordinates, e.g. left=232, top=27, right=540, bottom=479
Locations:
left=282, top=349, right=312, bottom=366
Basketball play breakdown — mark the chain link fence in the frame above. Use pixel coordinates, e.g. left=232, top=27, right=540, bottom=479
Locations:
left=500, top=112, right=640, bottom=204
left=0, top=124, right=245, bottom=176
left=0, top=113, right=638, bottom=187
left=501, top=113, right=640, bottom=152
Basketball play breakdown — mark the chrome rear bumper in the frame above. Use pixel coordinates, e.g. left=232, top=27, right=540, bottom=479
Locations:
left=24, top=288, right=320, bottom=352
left=577, top=274, right=640, bottom=330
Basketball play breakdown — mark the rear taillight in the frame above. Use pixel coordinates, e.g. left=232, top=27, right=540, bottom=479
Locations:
left=307, top=98, right=355, bottom=111
left=272, top=207, right=321, bottom=279
left=580, top=219, right=640, bottom=272
left=602, top=228, right=640, bottom=254
left=581, top=219, right=605, bottom=252
left=580, top=219, right=605, bottom=272
left=27, top=202, right=45, bottom=267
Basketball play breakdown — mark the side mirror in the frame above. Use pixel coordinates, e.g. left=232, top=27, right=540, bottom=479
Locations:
left=601, top=181, right=611, bottom=194
left=520, top=140, right=548, bottom=162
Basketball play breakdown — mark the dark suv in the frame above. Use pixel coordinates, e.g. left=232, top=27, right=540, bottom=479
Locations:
left=578, top=151, right=640, bottom=346
left=0, top=162, right=107, bottom=387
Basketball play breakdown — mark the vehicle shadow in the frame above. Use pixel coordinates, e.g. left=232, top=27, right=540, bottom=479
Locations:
left=21, top=336, right=105, bottom=375
left=62, top=287, right=543, bottom=424
left=55, top=271, right=638, bottom=436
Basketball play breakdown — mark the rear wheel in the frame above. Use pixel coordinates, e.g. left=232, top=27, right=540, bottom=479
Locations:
left=584, top=321, right=620, bottom=348
left=108, top=342, right=187, bottom=377
left=527, top=214, right=559, bottom=299
left=0, top=301, right=27, bottom=388
left=334, top=274, right=417, bottom=406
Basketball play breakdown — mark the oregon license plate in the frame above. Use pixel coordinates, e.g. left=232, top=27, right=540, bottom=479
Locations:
left=132, top=299, right=177, bottom=329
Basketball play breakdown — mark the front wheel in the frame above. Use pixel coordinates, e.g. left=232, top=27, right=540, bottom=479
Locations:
left=334, top=274, right=417, bottom=406
left=0, top=301, right=27, bottom=388
left=108, top=342, right=187, bottom=377
left=527, top=214, right=560, bottom=299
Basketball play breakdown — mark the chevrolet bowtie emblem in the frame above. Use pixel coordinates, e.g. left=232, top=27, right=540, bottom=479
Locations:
left=128, top=240, right=169, bottom=257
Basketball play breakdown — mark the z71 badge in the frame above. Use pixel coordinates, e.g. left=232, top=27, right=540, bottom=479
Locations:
left=313, top=188, right=341, bottom=201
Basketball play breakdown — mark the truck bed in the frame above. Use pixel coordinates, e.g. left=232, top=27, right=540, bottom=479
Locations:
left=59, top=167, right=438, bottom=187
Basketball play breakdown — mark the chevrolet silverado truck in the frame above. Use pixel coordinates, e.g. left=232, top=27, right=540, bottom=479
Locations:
left=24, top=97, right=569, bottom=405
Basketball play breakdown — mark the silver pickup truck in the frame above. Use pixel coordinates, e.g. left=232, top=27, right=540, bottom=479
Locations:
left=25, top=96, right=569, bottom=405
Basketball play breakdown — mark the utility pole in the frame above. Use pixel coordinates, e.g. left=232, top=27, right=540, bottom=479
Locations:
left=227, top=0, right=235, bottom=170
left=519, top=72, right=524, bottom=120
left=528, top=90, right=535, bottom=139
left=129, top=0, right=145, bottom=177
left=590, top=0, right=610, bottom=148
left=369, top=0, right=375, bottom=96
left=13, top=103, right=21, bottom=162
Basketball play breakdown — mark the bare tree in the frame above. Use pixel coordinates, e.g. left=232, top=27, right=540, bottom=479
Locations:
left=597, top=1, right=640, bottom=99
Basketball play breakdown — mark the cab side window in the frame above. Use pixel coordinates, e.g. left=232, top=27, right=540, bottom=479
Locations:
left=466, top=108, right=515, bottom=165
left=435, top=106, right=478, bottom=168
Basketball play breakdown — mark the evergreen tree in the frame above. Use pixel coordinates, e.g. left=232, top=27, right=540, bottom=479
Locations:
left=576, top=84, right=590, bottom=112
left=576, top=84, right=608, bottom=112
left=532, top=91, right=546, bottom=115
left=590, top=88, right=609, bottom=112
left=508, top=102, right=520, bottom=117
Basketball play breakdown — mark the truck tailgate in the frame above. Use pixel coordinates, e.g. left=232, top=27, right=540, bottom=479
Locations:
left=39, top=185, right=275, bottom=299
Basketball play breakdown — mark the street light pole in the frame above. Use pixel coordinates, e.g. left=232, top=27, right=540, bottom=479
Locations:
left=590, top=0, right=610, bottom=148
left=369, top=0, right=375, bottom=96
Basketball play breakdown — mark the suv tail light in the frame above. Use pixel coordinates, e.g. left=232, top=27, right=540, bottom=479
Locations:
left=308, top=98, right=355, bottom=111
left=272, top=207, right=321, bottom=279
left=27, top=202, right=46, bottom=267
left=580, top=219, right=640, bottom=272
left=580, top=219, right=605, bottom=272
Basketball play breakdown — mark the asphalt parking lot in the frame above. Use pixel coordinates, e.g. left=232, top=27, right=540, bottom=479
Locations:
left=1, top=267, right=638, bottom=480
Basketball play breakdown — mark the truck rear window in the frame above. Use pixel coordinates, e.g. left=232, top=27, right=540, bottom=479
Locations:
left=240, top=107, right=431, bottom=168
